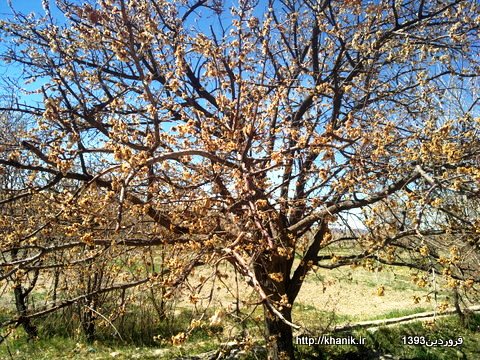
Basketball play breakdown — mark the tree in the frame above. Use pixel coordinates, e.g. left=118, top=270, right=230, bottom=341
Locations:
left=0, top=111, right=41, bottom=338
left=0, top=0, right=479, bottom=358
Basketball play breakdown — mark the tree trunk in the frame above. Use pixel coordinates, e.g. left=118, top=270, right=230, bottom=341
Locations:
left=254, top=251, right=296, bottom=360
left=82, top=311, right=96, bottom=343
left=264, top=305, right=295, bottom=360
left=11, top=249, right=38, bottom=338
left=453, top=287, right=466, bottom=327
left=80, top=298, right=96, bottom=343
left=14, top=285, right=38, bottom=338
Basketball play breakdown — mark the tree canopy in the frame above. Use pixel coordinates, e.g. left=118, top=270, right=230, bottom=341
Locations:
left=0, top=0, right=479, bottom=358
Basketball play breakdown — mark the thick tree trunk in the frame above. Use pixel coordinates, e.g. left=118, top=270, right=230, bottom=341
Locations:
left=264, top=305, right=295, bottom=360
left=254, top=251, right=296, bottom=360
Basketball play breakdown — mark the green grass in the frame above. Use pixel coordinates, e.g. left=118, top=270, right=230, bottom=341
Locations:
left=368, top=307, right=430, bottom=321
left=0, top=306, right=225, bottom=360
left=293, top=303, right=351, bottom=330
left=1, top=246, right=478, bottom=359
left=0, top=334, right=181, bottom=360
left=324, top=266, right=417, bottom=291
left=3, top=302, right=480, bottom=360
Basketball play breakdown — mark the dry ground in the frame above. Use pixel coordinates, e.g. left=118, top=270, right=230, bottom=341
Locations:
left=183, top=260, right=451, bottom=330
left=297, top=266, right=436, bottom=321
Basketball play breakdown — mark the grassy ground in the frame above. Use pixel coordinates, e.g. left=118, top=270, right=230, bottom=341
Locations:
left=1, top=259, right=478, bottom=359
left=2, top=312, right=479, bottom=359
left=0, top=309, right=224, bottom=360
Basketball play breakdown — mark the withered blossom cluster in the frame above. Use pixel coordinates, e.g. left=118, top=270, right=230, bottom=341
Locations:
left=0, top=0, right=479, bottom=358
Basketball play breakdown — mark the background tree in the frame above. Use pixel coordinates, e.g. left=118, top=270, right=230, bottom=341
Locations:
left=0, top=107, right=177, bottom=342
left=0, top=0, right=479, bottom=358
left=0, top=110, right=41, bottom=338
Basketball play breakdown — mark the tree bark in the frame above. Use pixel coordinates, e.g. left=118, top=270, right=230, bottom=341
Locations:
left=80, top=296, right=97, bottom=343
left=82, top=310, right=96, bottom=343
left=14, top=285, right=38, bottom=338
left=11, top=248, right=38, bottom=339
left=255, top=252, right=296, bottom=360
left=263, top=305, right=295, bottom=360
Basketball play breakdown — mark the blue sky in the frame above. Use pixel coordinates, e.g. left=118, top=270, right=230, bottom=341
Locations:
left=0, top=0, right=44, bottom=17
